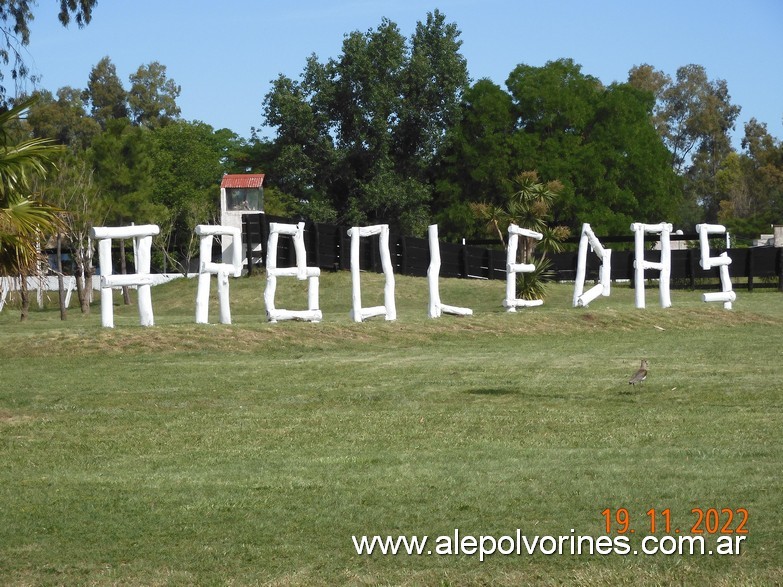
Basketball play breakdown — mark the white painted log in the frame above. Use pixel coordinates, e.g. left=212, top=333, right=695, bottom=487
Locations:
left=308, top=275, right=320, bottom=313
left=267, top=308, right=323, bottom=322
left=574, top=224, right=612, bottom=307
left=696, top=224, right=735, bottom=309
left=264, top=222, right=321, bottom=323
left=697, top=223, right=728, bottom=270
left=427, top=224, right=443, bottom=318
left=508, top=262, right=537, bottom=273
left=719, top=261, right=734, bottom=309
left=201, top=261, right=240, bottom=275
left=426, top=224, right=472, bottom=319
left=600, top=248, right=612, bottom=296
left=91, top=224, right=160, bottom=240
left=92, top=224, right=159, bottom=327
left=195, top=271, right=211, bottom=324
left=439, top=304, right=473, bottom=316
left=266, top=230, right=279, bottom=271
left=576, top=283, right=604, bottom=307
left=572, top=229, right=589, bottom=307
left=195, top=225, right=242, bottom=276
left=293, top=222, right=308, bottom=280
left=505, top=299, right=544, bottom=309
left=135, top=234, right=154, bottom=326
left=504, top=224, right=543, bottom=312
left=357, top=306, right=387, bottom=321
left=356, top=225, right=385, bottom=237
left=659, top=227, right=672, bottom=309
left=631, top=222, right=673, bottom=309
left=264, top=272, right=278, bottom=322
left=98, top=237, right=114, bottom=328
left=585, top=226, right=606, bottom=258
left=217, top=270, right=231, bottom=324
left=101, top=274, right=155, bottom=288
left=348, top=224, right=396, bottom=322
left=194, top=226, right=242, bottom=325
left=508, top=224, right=544, bottom=239
left=703, top=290, right=736, bottom=303
left=267, top=267, right=320, bottom=279
left=269, top=222, right=308, bottom=279
left=349, top=227, right=363, bottom=322
left=632, top=223, right=646, bottom=309
left=378, top=224, right=396, bottom=321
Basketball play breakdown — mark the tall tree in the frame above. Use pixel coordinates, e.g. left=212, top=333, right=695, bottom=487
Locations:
left=432, top=79, right=517, bottom=238
left=395, top=9, right=468, bottom=175
left=149, top=120, right=227, bottom=272
left=88, top=117, right=160, bottom=225
left=128, top=61, right=181, bottom=128
left=263, top=11, right=468, bottom=234
left=34, top=152, right=104, bottom=313
left=26, top=87, right=101, bottom=150
left=84, top=56, right=129, bottom=128
left=0, top=0, right=96, bottom=99
left=716, top=119, right=783, bottom=241
left=436, top=59, right=679, bottom=236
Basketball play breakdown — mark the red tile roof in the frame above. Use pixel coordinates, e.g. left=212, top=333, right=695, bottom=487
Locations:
left=220, top=174, right=265, bottom=189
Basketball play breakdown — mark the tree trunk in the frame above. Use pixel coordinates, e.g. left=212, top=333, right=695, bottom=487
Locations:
left=83, top=236, right=94, bottom=313
left=57, top=232, right=67, bottom=320
left=74, top=257, right=86, bottom=313
left=73, top=250, right=92, bottom=315
left=19, top=275, right=29, bottom=321
left=84, top=268, right=93, bottom=312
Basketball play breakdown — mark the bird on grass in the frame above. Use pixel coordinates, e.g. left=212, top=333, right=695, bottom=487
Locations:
left=628, top=359, right=649, bottom=386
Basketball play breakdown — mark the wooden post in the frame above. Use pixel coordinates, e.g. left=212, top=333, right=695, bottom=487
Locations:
left=57, top=232, right=67, bottom=321
left=399, top=236, right=408, bottom=275
left=778, top=248, right=783, bottom=293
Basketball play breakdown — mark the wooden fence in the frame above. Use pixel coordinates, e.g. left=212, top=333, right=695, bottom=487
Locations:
left=242, top=214, right=783, bottom=292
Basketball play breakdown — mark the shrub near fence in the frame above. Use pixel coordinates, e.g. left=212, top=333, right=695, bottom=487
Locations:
left=242, top=214, right=783, bottom=292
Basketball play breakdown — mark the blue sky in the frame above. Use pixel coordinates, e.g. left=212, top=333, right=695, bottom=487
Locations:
left=24, top=0, right=783, bottom=144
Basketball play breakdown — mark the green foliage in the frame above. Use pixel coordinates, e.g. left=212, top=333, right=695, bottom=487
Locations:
left=515, top=256, right=554, bottom=300
left=87, top=118, right=162, bottom=225
left=263, top=10, right=469, bottom=233
left=25, top=88, right=101, bottom=151
left=84, top=56, right=129, bottom=128
left=714, top=120, right=783, bottom=239
left=128, top=61, right=181, bottom=128
left=148, top=120, right=230, bottom=271
left=628, top=63, right=742, bottom=224
left=0, top=0, right=96, bottom=99
left=0, top=97, right=63, bottom=289
left=10, top=5, right=782, bottom=276
left=435, top=60, right=681, bottom=238
left=433, top=79, right=517, bottom=239
left=472, top=171, right=569, bottom=300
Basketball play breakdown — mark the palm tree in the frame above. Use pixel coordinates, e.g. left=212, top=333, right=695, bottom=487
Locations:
left=0, top=96, right=63, bottom=319
left=472, top=171, right=570, bottom=300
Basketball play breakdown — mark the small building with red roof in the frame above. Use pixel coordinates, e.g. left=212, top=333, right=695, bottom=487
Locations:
left=219, top=173, right=265, bottom=264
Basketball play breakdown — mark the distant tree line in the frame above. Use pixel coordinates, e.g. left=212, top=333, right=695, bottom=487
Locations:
left=1, top=5, right=782, bottom=319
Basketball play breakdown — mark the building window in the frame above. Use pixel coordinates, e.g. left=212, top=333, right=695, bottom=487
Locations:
left=226, top=188, right=261, bottom=211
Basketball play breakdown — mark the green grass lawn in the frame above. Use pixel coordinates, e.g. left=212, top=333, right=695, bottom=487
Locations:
left=1, top=273, right=781, bottom=586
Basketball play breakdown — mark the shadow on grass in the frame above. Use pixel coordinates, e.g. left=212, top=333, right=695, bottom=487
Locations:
left=465, top=387, right=518, bottom=396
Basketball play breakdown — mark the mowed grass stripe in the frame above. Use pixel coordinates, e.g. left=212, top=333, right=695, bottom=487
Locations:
left=0, top=275, right=781, bottom=585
